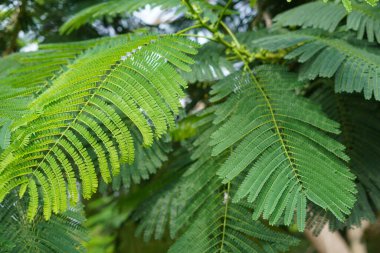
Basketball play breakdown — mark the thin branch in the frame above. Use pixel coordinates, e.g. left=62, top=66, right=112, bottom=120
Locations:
left=214, top=0, right=233, bottom=30
left=178, top=33, right=216, bottom=42
left=176, top=24, right=203, bottom=35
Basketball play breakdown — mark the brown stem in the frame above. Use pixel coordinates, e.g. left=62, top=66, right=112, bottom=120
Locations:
left=3, top=0, right=27, bottom=56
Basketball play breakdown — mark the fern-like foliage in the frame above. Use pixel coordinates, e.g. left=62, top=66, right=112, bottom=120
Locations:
left=310, top=84, right=380, bottom=228
left=131, top=147, right=191, bottom=241
left=84, top=147, right=190, bottom=252
left=275, top=2, right=347, bottom=32
left=0, top=34, right=198, bottom=220
left=0, top=193, right=87, bottom=253
left=209, top=66, right=356, bottom=231
left=130, top=111, right=300, bottom=252
left=133, top=183, right=183, bottom=241
left=0, top=38, right=109, bottom=131
left=167, top=111, right=299, bottom=253
left=326, top=0, right=378, bottom=12
left=109, top=135, right=172, bottom=191
left=0, top=39, right=103, bottom=90
left=276, top=1, right=380, bottom=43
left=170, top=178, right=299, bottom=253
left=251, top=30, right=380, bottom=100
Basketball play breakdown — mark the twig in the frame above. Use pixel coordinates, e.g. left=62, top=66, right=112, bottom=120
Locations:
left=176, top=24, right=203, bottom=35
left=214, top=0, right=233, bottom=30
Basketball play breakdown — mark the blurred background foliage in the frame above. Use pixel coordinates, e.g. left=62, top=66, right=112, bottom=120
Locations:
left=0, top=0, right=312, bottom=54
